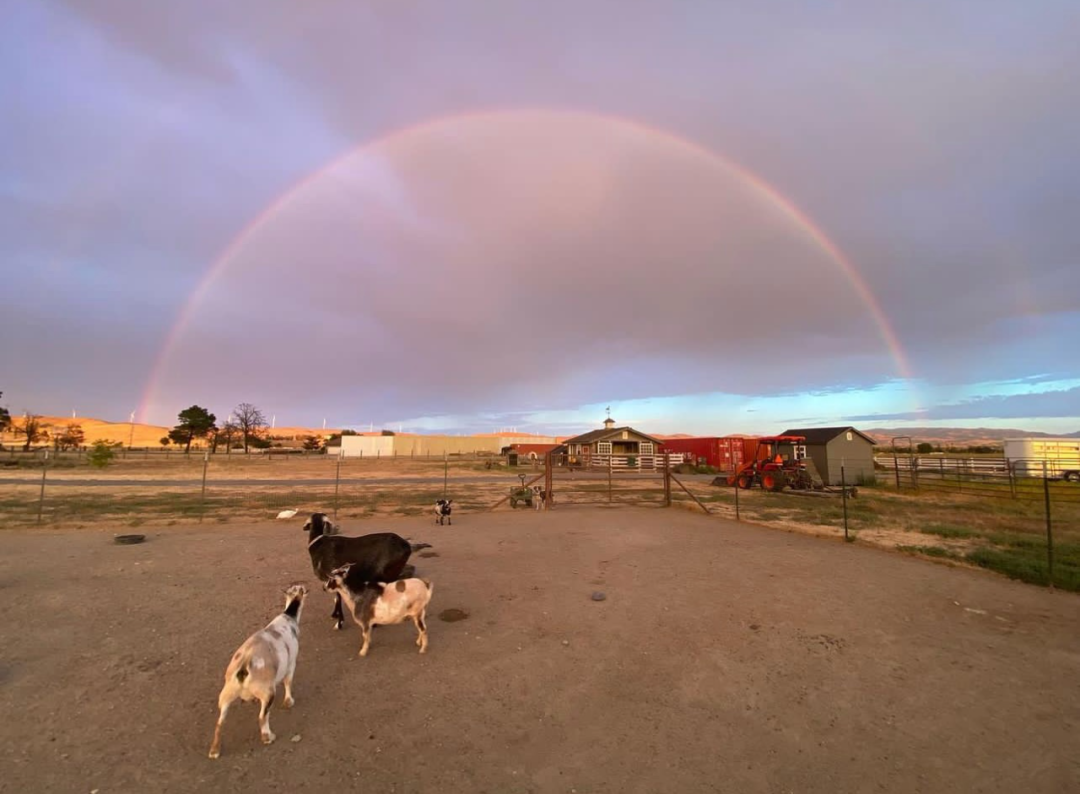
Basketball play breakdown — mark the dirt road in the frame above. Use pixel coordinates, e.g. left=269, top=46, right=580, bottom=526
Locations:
left=1, top=508, right=1077, bottom=793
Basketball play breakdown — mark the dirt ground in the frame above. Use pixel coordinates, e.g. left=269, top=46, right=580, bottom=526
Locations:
left=1, top=508, right=1078, bottom=794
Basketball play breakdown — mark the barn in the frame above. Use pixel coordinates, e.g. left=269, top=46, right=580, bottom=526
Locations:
left=562, top=418, right=664, bottom=470
left=779, top=426, right=878, bottom=485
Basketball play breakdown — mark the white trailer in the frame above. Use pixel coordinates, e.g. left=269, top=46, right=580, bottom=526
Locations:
left=1004, top=437, right=1080, bottom=481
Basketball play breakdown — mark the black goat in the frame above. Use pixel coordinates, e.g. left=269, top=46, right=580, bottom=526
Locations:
left=434, top=499, right=453, bottom=525
left=303, top=512, right=431, bottom=630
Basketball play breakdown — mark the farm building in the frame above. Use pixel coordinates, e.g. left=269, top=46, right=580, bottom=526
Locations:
left=1004, top=438, right=1080, bottom=479
left=561, top=418, right=664, bottom=470
left=779, top=426, right=878, bottom=485
left=658, top=436, right=750, bottom=471
left=335, top=431, right=558, bottom=458
left=507, top=443, right=564, bottom=460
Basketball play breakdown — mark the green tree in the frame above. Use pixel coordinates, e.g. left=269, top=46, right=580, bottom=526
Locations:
left=87, top=439, right=118, bottom=468
left=916, top=442, right=934, bottom=454
left=233, top=403, right=266, bottom=453
left=159, top=436, right=171, bottom=448
left=168, top=405, right=217, bottom=453
left=301, top=434, right=322, bottom=451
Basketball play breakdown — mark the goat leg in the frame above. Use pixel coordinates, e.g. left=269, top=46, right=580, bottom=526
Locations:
left=331, top=592, right=344, bottom=630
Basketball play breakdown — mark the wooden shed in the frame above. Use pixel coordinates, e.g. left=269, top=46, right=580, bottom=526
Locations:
left=779, top=426, right=878, bottom=485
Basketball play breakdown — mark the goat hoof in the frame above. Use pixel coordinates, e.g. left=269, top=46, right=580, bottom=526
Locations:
left=283, top=697, right=295, bottom=709
left=208, top=748, right=221, bottom=760
left=262, top=732, right=276, bottom=745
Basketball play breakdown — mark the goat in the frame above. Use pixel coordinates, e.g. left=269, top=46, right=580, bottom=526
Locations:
left=434, top=498, right=453, bottom=525
left=325, top=564, right=433, bottom=657
left=531, top=485, right=547, bottom=511
left=303, top=512, right=431, bottom=630
left=209, top=584, right=307, bottom=759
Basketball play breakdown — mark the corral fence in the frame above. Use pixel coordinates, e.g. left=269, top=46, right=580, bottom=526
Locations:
left=486, top=453, right=712, bottom=512
left=0, top=449, right=720, bottom=529
left=879, top=453, right=1080, bottom=587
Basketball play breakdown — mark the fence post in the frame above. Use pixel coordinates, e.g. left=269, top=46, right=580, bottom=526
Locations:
left=1043, top=461, right=1053, bottom=589
left=893, top=450, right=900, bottom=490
left=199, top=451, right=209, bottom=523
left=36, top=450, right=49, bottom=524
left=734, top=474, right=740, bottom=520
left=544, top=451, right=553, bottom=510
left=334, top=452, right=342, bottom=520
left=608, top=455, right=613, bottom=503
left=661, top=455, right=670, bottom=507
left=444, top=453, right=448, bottom=498
left=841, top=464, right=850, bottom=542
left=1007, top=459, right=1016, bottom=499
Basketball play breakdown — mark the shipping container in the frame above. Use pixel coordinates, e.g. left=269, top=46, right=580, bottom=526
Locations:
left=658, top=437, right=752, bottom=471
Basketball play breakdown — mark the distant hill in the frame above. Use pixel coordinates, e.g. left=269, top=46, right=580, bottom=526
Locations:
left=865, top=427, right=1080, bottom=448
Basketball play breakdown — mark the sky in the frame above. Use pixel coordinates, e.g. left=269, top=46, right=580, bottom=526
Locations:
left=2, top=1, right=1078, bottom=437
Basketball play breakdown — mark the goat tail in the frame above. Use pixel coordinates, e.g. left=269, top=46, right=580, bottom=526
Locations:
left=410, top=542, right=433, bottom=552
left=233, top=650, right=253, bottom=684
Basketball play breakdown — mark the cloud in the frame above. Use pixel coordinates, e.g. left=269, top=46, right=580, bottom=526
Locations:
left=849, top=386, right=1080, bottom=422
left=3, top=1, right=1079, bottom=430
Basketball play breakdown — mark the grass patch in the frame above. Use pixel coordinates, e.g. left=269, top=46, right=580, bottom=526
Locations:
left=918, top=523, right=978, bottom=539
left=964, top=541, right=1080, bottom=591
left=897, top=544, right=963, bottom=561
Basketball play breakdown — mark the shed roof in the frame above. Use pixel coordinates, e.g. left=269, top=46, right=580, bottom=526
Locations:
left=781, top=426, right=878, bottom=445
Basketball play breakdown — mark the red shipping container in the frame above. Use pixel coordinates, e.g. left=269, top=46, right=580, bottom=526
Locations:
left=659, top=437, right=751, bottom=471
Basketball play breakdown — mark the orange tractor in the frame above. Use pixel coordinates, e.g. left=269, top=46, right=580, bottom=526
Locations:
left=727, top=435, right=817, bottom=492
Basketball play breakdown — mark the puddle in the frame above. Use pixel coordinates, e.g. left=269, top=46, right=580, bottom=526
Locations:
left=439, top=608, right=469, bottom=623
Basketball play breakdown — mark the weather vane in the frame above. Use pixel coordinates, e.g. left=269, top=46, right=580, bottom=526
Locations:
left=605, top=405, right=611, bottom=419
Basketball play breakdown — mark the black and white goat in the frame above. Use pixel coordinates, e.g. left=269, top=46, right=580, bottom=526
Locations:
left=531, top=485, right=547, bottom=511
left=434, top=499, right=453, bottom=525
left=325, top=564, right=433, bottom=657
left=209, top=584, right=307, bottom=759
left=303, top=512, right=431, bottom=630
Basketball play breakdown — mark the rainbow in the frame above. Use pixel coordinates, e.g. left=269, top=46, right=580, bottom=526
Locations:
left=140, top=108, right=913, bottom=422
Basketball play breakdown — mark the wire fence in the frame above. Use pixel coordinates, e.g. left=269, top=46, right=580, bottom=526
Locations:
left=3, top=450, right=1076, bottom=590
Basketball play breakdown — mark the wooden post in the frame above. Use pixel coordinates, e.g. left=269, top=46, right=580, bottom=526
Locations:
left=334, top=452, right=342, bottom=520
left=199, top=451, right=209, bottom=523
left=545, top=451, right=554, bottom=510
left=663, top=454, right=672, bottom=507
left=36, top=450, right=48, bottom=524
left=1043, top=461, right=1053, bottom=589
left=608, top=455, right=613, bottom=503
left=444, top=453, right=448, bottom=498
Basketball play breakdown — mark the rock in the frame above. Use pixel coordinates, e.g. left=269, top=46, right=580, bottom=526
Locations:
left=562, top=640, right=570, bottom=646
left=591, top=591, right=606, bottom=602
left=291, top=734, right=302, bottom=743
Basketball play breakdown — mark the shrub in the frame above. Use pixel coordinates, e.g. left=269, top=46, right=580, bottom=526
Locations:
left=87, top=440, right=118, bottom=468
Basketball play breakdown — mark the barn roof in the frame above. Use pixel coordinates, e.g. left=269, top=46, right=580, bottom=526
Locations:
left=781, top=426, right=878, bottom=445
left=561, top=426, right=663, bottom=446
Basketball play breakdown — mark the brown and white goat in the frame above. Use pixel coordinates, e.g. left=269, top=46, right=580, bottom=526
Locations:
left=324, top=564, right=433, bottom=657
left=208, top=584, right=307, bottom=759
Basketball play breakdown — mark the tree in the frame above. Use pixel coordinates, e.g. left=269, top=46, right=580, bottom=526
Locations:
left=159, top=437, right=171, bottom=448
left=301, top=435, right=322, bottom=451
left=16, top=413, right=48, bottom=452
left=56, top=423, right=85, bottom=451
left=0, top=392, right=10, bottom=446
left=916, top=442, right=934, bottom=454
left=88, top=439, right=118, bottom=468
left=233, top=403, right=267, bottom=453
left=218, top=419, right=239, bottom=455
left=168, top=405, right=217, bottom=453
